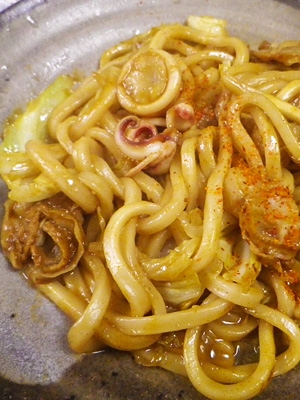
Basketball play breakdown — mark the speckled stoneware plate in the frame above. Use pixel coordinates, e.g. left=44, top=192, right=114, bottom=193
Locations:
left=1, top=1, right=300, bottom=399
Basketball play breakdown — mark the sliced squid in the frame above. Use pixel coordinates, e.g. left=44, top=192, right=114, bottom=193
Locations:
left=1, top=193, right=85, bottom=283
left=117, top=49, right=182, bottom=116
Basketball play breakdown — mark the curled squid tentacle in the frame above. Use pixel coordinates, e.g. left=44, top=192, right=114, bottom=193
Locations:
left=114, top=115, right=180, bottom=176
left=166, top=102, right=196, bottom=132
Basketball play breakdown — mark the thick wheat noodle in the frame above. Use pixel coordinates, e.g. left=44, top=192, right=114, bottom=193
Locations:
left=2, top=16, right=300, bottom=400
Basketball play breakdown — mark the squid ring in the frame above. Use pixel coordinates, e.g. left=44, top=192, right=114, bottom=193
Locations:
left=117, top=49, right=182, bottom=116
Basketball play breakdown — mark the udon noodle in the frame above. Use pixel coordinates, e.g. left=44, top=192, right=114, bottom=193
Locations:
left=2, top=15, right=300, bottom=399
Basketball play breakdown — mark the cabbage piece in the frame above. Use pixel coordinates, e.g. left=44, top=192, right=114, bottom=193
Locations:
left=0, top=75, right=74, bottom=201
left=155, top=273, right=203, bottom=310
left=240, top=181, right=300, bottom=260
left=0, top=75, right=74, bottom=154
left=187, top=15, right=228, bottom=37
left=253, top=41, right=300, bottom=66
left=139, top=238, right=199, bottom=281
left=221, top=238, right=261, bottom=290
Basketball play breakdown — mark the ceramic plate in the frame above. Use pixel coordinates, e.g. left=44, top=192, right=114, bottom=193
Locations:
left=1, top=1, right=300, bottom=399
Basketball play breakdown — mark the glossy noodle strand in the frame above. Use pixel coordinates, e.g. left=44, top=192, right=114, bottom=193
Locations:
left=2, top=16, right=300, bottom=400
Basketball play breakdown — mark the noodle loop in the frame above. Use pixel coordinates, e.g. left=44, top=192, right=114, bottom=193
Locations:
left=2, top=15, right=300, bottom=400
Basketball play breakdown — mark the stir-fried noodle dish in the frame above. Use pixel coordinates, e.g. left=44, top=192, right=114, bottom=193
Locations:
left=3, top=15, right=300, bottom=399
